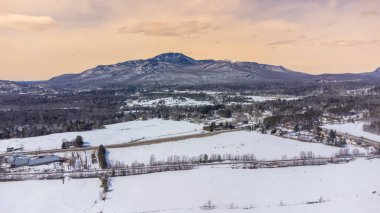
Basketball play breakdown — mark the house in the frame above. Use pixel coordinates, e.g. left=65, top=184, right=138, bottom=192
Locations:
left=6, top=145, right=24, bottom=153
left=61, top=136, right=85, bottom=149
left=61, top=141, right=77, bottom=149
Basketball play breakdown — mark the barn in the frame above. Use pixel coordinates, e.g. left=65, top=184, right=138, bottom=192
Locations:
left=9, top=155, right=30, bottom=167
left=28, top=155, right=62, bottom=166
left=9, top=155, right=62, bottom=167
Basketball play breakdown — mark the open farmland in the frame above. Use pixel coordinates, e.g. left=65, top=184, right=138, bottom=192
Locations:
left=1, top=159, right=379, bottom=213
left=0, top=119, right=203, bottom=153
left=108, top=130, right=352, bottom=165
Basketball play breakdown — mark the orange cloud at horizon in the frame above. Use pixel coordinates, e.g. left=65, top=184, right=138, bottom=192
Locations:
left=0, top=0, right=379, bottom=80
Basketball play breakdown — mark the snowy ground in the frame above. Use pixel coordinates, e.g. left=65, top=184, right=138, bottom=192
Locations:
left=0, top=178, right=102, bottom=213
left=225, top=95, right=300, bottom=105
left=1, top=119, right=377, bottom=213
left=1, top=159, right=379, bottom=213
left=0, top=119, right=203, bottom=153
left=106, top=159, right=380, bottom=213
left=125, top=97, right=213, bottom=107
left=323, top=122, right=380, bottom=142
left=108, top=131, right=362, bottom=165
left=246, top=95, right=300, bottom=102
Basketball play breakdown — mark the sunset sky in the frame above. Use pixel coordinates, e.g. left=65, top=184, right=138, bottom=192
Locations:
left=0, top=0, right=379, bottom=80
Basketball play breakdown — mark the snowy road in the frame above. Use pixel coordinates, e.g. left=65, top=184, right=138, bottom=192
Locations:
left=322, top=127, right=380, bottom=148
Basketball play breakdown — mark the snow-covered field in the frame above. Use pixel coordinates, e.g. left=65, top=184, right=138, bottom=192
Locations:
left=0, top=178, right=101, bottom=213
left=323, top=122, right=380, bottom=142
left=225, top=95, right=300, bottom=105
left=125, top=97, right=213, bottom=107
left=108, top=131, right=357, bottom=165
left=106, top=159, right=380, bottom=213
left=1, top=120, right=378, bottom=213
left=0, top=119, right=203, bottom=153
left=247, top=95, right=300, bottom=102
left=1, top=159, right=379, bottom=213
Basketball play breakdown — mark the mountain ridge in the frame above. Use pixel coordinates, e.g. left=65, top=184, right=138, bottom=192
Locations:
left=1, top=52, right=379, bottom=93
left=47, top=52, right=313, bottom=88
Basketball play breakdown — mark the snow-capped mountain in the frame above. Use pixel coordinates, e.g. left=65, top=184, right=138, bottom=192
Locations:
left=47, top=53, right=312, bottom=88
left=1, top=53, right=379, bottom=93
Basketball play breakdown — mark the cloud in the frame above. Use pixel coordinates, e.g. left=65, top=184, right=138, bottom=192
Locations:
left=326, top=0, right=338, bottom=10
left=118, top=21, right=219, bottom=37
left=360, top=11, right=379, bottom=18
left=298, top=35, right=306, bottom=39
left=0, top=13, right=55, bottom=30
left=266, top=40, right=297, bottom=46
left=320, top=39, right=380, bottom=47
left=252, top=19, right=299, bottom=32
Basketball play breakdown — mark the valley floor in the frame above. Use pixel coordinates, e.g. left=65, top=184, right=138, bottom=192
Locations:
left=1, top=159, right=379, bottom=213
left=0, top=119, right=203, bottom=153
left=108, top=130, right=349, bottom=165
left=1, top=119, right=379, bottom=213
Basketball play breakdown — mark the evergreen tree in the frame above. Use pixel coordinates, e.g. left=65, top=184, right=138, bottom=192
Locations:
left=293, top=124, right=300, bottom=132
left=74, top=135, right=84, bottom=147
left=328, top=130, right=336, bottom=143
left=98, top=145, right=108, bottom=169
left=203, top=154, right=208, bottom=163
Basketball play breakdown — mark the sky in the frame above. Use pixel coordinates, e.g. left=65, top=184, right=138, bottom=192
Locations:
left=0, top=0, right=379, bottom=80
